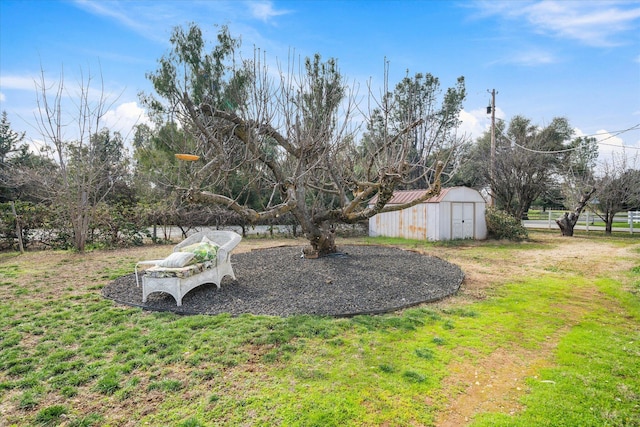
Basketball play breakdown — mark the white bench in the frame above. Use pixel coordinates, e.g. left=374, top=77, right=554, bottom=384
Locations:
left=135, top=230, right=242, bottom=306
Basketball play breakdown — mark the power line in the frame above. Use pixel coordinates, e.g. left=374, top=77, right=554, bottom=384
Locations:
left=578, top=123, right=640, bottom=140
left=497, top=123, right=640, bottom=155
left=599, top=142, right=640, bottom=150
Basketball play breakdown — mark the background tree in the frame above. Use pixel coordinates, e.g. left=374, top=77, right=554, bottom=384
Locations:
left=144, top=24, right=466, bottom=257
left=554, top=135, right=599, bottom=236
left=448, top=134, right=488, bottom=189
left=30, top=68, right=130, bottom=251
left=0, top=111, right=30, bottom=202
left=0, top=111, right=30, bottom=252
left=555, top=187, right=596, bottom=236
left=361, top=71, right=466, bottom=189
left=592, top=154, right=640, bottom=234
left=0, top=112, right=27, bottom=158
left=456, top=116, right=584, bottom=220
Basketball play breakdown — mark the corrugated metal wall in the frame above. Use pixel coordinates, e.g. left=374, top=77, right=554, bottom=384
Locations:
left=369, top=204, right=428, bottom=240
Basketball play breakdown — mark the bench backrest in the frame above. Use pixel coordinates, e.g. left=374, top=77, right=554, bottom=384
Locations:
left=173, top=230, right=242, bottom=253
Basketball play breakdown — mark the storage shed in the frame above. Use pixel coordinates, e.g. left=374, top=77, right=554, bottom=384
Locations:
left=368, top=186, right=487, bottom=241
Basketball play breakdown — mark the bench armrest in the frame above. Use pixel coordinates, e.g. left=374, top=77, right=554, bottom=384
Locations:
left=218, top=232, right=242, bottom=252
left=135, top=260, right=165, bottom=287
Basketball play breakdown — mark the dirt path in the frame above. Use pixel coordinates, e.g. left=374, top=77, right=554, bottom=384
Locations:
left=429, top=234, right=638, bottom=426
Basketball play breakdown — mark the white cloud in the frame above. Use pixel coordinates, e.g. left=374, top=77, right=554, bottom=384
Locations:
left=472, top=1, right=640, bottom=47
left=72, top=0, right=291, bottom=44
left=0, top=75, right=38, bottom=91
left=0, top=92, right=5, bottom=103
left=102, top=101, right=149, bottom=140
left=526, top=1, right=640, bottom=47
left=0, top=72, right=108, bottom=100
left=2, top=70, right=132, bottom=112
left=73, top=0, right=166, bottom=43
left=74, top=0, right=138, bottom=28
left=458, top=106, right=506, bottom=142
left=458, top=108, right=488, bottom=140
left=492, top=48, right=557, bottom=66
left=246, top=0, right=292, bottom=23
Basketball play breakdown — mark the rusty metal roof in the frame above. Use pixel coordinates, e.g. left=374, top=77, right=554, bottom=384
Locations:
left=369, top=188, right=452, bottom=205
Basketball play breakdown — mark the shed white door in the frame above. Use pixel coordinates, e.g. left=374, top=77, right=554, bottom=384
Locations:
left=452, top=203, right=475, bottom=239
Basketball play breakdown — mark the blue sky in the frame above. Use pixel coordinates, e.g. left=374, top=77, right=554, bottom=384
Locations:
left=1, top=0, right=639, bottom=166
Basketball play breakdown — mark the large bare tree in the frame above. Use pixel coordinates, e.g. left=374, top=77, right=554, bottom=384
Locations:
left=144, top=24, right=466, bottom=257
left=29, top=68, right=128, bottom=251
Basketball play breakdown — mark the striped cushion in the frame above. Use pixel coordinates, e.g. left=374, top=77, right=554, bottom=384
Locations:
left=145, top=260, right=215, bottom=279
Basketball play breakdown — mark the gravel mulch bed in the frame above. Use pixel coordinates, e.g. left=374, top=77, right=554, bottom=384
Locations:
left=103, top=245, right=464, bottom=317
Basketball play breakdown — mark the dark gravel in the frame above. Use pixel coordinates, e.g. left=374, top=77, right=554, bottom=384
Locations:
left=102, top=245, right=464, bottom=317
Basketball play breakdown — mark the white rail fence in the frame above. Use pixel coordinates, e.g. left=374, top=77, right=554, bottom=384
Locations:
left=524, top=210, right=640, bottom=234
left=629, top=211, right=640, bottom=233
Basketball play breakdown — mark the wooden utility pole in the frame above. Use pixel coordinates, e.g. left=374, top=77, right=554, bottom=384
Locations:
left=488, top=89, right=496, bottom=207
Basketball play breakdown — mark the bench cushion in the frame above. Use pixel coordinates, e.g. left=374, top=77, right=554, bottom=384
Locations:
left=157, top=251, right=196, bottom=268
left=179, top=240, right=219, bottom=263
left=146, top=260, right=215, bottom=279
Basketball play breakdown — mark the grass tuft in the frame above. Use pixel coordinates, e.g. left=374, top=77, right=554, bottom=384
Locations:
left=94, top=371, right=120, bottom=395
left=379, top=363, right=396, bottom=373
left=147, top=379, right=183, bottom=392
left=35, top=405, right=67, bottom=426
left=432, top=336, right=446, bottom=345
left=415, top=347, right=435, bottom=360
left=403, top=370, right=427, bottom=383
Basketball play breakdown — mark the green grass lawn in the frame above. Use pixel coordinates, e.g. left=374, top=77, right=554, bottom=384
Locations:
left=0, top=232, right=638, bottom=426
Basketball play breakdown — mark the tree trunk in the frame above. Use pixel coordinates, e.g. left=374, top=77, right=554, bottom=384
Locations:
left=556, top=212, right=579, bottom=236
left=605, top=213, right=614, bottom=235
left=302, top=223, right=337, bottom=259
left=10, top=201, right=25, bottom=254
left=555, top=188, right=596, bottom=236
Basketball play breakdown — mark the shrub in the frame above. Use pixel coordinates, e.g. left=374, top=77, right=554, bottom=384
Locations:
left=0, top=201, right=48, bottom=250
left=485, top=207, right=528, bottom=241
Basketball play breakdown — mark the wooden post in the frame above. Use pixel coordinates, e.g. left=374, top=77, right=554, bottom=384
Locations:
left=585, top=211, right=590, bottom=232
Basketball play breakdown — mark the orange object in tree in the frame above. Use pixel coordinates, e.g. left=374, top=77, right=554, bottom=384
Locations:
left=175, top=154, right=200, bottom=161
